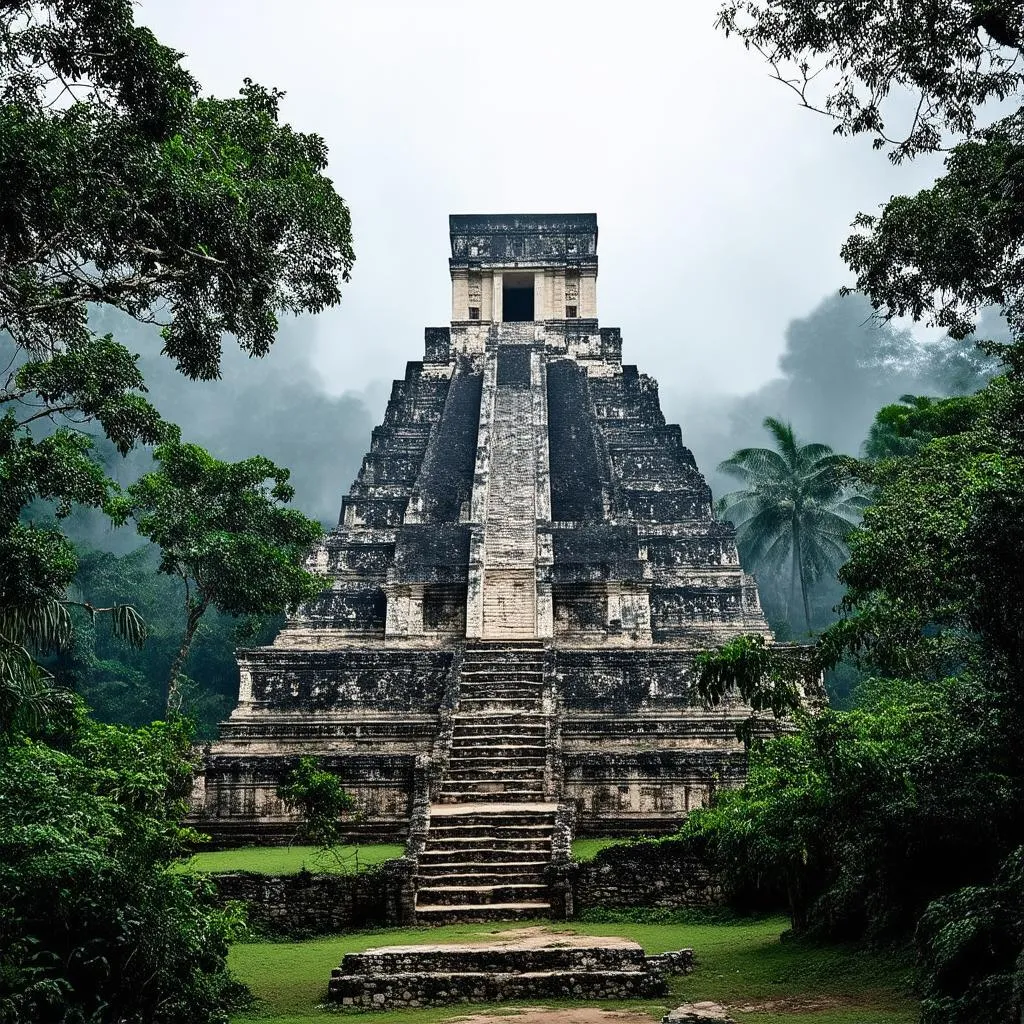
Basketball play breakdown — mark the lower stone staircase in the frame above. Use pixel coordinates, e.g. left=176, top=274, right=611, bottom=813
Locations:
left=415, top=641, right=556, bottom=923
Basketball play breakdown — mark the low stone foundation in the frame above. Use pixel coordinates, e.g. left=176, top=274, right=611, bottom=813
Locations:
left=571, top=838, right=723, bottom=910
left=328, top=931, right=670, bottom=1009
left=331, top=969, right=663, bottom=1008
left=209, top=858, right=413, bottom=936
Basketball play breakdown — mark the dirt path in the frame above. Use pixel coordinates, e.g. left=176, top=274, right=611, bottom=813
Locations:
left=449, top=1010, right=661, bottom=1024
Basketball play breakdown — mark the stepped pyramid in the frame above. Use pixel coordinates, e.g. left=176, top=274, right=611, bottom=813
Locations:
left=192, top=214, right=772, bottom=921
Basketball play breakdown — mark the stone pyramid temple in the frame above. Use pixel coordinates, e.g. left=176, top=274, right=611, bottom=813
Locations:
left=194, top=213, right=772, bottom=921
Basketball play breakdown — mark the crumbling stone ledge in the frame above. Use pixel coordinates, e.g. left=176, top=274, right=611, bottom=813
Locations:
left=571, top=838, right=723, bottom=910
left=208, top=858, right=411, bottom=937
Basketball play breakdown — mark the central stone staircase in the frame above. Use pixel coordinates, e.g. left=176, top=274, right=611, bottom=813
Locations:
left=482, top=385, right=538, bottom=639
left=414, top=641, right=556, bottom=923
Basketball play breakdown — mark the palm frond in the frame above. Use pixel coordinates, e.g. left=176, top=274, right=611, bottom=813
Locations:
left=0, top=637, right=71, bottom=735
left=738, top=505, right=793, bottom=567
left=716, top=492, right=771, bottom=525
left=742, top=522, right=793, bottom=574
left=719, top=446, right=791, bottom=482
left=762, top=417, right=800, bottom=466
left=796, top=442, right=838, bottom=465
left=110, top=604, right=147, bottom=649
left=802, top=506, right=862, bottom=541
left=0, top=601, right=73, bottom=652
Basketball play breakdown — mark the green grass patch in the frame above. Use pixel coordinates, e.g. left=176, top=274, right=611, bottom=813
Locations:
left=571, top=836, right=637, bottom=861
left=228, top=915, right=918, bottom=1023
left=174, top=844, right=404, bottom=876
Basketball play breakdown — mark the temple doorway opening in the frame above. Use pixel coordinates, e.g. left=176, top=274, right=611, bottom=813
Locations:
left=502, top=272, right=535, bottom=321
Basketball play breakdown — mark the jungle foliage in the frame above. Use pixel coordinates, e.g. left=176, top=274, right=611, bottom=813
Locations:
left=0, top=2, right=354, bottom=1021
left=687, top=4, right=1024, bottom=1021
left=0, top=705, right=248, bottom=1024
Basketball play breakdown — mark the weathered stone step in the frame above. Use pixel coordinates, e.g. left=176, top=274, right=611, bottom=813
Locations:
left=447, top=753, right=546, bottom=766
left=461, top=672, right=543, bottom=680
left=438, top=791, right=547, bottom=804
left=439, top=778, right=547, bottom=792
left=465, top=639, right=546, bottom=648
left=442, top=777, right=545, bottom=792
left=458, top=698, right=542, bottom=711
left=462, top=655, right=544, bottom=663
left=331, top=967, right=663, bottom=1006
left=428, top=803, right=555, bottom=816
left=337, top=944, right=648, bottom=975
left=460, top=664, right=544, bottom=673
left=449, top=737, right=546, bottom=750
left=457, top=692, right=543, bottom=703
left=458, top=692, right=543, bottom=701
left=416, top=858, right=548, bottom=874
left=445, top=764, right=545, bottom=779
left=452, top=721, right=547, bottom=734
left=461, top=660, right=544, bottom=670
left=426, top=810, right=554, bottom=827
left=421, top=844, right=550, bottom=862
left=459, top=680, right=543, bottom=691
left=440, top=786, right=552, bottom=802
left=422, top=831, right=553, bottom=845
left=417, top=870, right=547, bottom=887
left=459, top=678, right=543, bottom=688
left=427, top=823, right=551, bottom=839
left=412, top=901, right=551, bottom=924
left=462, top=677, right=543, bottom=684
left=447, top=744, right=547, bottom=758
left=415, top=882, right=548, bottom=906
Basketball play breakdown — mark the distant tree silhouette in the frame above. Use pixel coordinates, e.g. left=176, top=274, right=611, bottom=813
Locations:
left=717, top=417, right=866, bottom=634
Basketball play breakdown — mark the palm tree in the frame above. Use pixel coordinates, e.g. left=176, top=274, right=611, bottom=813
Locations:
left=717, top=417, right=867, bottom=635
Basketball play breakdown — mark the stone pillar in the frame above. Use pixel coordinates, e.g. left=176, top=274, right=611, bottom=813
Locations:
left=580, top=269, right=597, bottom=318
left=534, top=269, right=547, bottom=320
left=451, top=269, right=469, bottom=321
left=493, top=272, right=503, bottom=323
left=482, top=272, right=494, bottom=322
left=237, top=661, right=254, bottom=703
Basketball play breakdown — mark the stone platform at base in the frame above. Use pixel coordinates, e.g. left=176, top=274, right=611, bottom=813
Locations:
left=327, top=928, right=681, bottom=1009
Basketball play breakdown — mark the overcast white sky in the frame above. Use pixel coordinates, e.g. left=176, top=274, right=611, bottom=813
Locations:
left=139, top=0, right=943, bottom=399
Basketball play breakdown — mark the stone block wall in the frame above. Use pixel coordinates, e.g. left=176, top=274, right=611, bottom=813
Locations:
left=208, top=858, right=414, bottom=936
left=571, top=839, right=723, bottom=910
left=203, top=841, right=721, bottom=936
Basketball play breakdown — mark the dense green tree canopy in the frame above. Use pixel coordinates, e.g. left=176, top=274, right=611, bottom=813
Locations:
left=277, top=756, right=356, bottom=853
left=0, top=0, right=354, bottom=379
left=108, top=434, right=324, bottom=710
left=697, top=10, right=1024, bottom=1018
left=0, top=0, right=354, bottom=724
left=716, top=1, right=1024, bottom=161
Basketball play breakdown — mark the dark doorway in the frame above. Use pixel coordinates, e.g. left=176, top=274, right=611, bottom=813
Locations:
left=502, top=273, right=534, bottom=322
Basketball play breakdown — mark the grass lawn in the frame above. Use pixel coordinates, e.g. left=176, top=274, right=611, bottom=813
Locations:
left=174, top=844, right=404, bottom=876
left=571, top=836, right=638, bottom=861
left=228, top=915, right=918, bottom=1024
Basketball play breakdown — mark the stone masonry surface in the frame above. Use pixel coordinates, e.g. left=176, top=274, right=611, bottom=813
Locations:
left=328, top=929, right=673, bottom=1009
left=193, top=214, right=787, bottom=887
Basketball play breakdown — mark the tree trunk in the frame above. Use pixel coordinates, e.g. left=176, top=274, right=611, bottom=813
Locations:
left=789, top=520, right=801, bottom=632
left=795, top=521, right=812, bottom=634
left=166, top=598, right=207, bottom=714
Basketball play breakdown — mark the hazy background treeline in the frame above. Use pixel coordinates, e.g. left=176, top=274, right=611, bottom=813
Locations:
left=15, top=293, right=1003, bottom=733
left=7, top=308, right=385, bottom=734
left=665, top=292, right=1003, bottom=656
